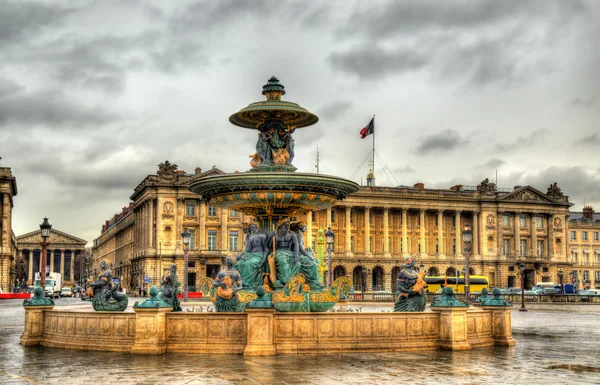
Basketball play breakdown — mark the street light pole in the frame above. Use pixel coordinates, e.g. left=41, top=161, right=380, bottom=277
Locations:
left=462, top=224, right=472, bottom=303
left=519, top=262, right=527, bottom=312
left=325, top=226, right=335, bottom=287
left=39, top=217, right=52, bottom=288
left=182, top=228, right=191, bottom=302
left=558, top=268, right=563, bottom=294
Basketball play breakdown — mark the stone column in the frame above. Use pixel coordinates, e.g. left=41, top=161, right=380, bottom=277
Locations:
left=546, top=215, right=552, bottom=258
left=364, top=207, right=371, bottom=256
left=20, top=305, right=54, bottom=346
left=131, top=307, right=172, bottom=354
left=60, top=249, right=65, bottom=277
left=326, top=208, right=332, bottom=228
left=148, top=200, right=154, bottom=250
left=562, top=215, right=568, bottom=259
left=437, top=210, right=445, bottom=256
left=531, top=213, right=538, bottom=257
left=472, top=211, right=479, bottom=256
left=514, top=212, right=520, bottom=257
left=430, top=307, right=471, bottom=351
left=49, top=249, right=54, bottom=273
left=455, top=211, right=462, bottom=256
left=28, top=250, right=33, bottom=285
left=306, top=214, right=313, bottom=250
left=38, top=249, right=42, bottom=273
left=419, top=209, right=426, bottom=256
left=244, top=308, right=276, bottom=356
left=383, top=207, right=390, bottom=257
left=70, top=250, right=76, bottom=282
left=481, top=306, right=516, bottom=347
left=221, top=208, right=229, bottom=252
left=497, top=212, right=504, bottom=257
left=199, top=202, right=206, bottom=251
left=401, top=208, right=408, bottom=257
left=345, top=206, right=352, bottom=257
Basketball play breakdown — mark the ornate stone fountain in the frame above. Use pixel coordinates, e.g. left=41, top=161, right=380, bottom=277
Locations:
left=189, top=77, right=359, bottom=311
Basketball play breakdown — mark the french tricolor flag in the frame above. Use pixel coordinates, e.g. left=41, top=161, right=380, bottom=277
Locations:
left=359, top=117, right=374, bottom=139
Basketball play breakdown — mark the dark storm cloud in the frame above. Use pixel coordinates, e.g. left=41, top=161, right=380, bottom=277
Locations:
left=318, top=100, right=353, bottom=121
left=0, top=1, right=74, bottom=48
left=568, top=95, right=599, bottom=109
left=495, top=129, right=547, bottom=151
left=329, top=0, right=585, bottom=83
left=415, top=129, right=467, bottom=154
left=573, top=133, right=600, bottom=146
left=0, top=87, right=118, bottom=127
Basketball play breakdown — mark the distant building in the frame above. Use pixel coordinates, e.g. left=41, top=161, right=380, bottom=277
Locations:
left=568, top=205, right=600, bottom=290
left=0, top=166, right=18, bottom=291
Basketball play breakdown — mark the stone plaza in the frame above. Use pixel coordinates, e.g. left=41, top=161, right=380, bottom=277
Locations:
left=1, top=299, right=599, bottom=384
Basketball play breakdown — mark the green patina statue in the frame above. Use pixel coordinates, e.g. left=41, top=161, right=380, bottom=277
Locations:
left=393, top=255, right=427, bottom=312
left=472, top=287, right=490, bottom=304
left=89, top=259, right=128, bottom=312
left=23, top=286, right=55, bottom=306
left=430, top=287, right=468, bottom=308
left=235, top=222, right=268, bottom=288
left=213, top=256, right=244, bottom=312
left=158, top=263, right=182, bottom=312
left=481, top=288, right=512, bottom=307
left=246, top=286, right=273, bottom=309
left=134, top=286, right=171, bottom=308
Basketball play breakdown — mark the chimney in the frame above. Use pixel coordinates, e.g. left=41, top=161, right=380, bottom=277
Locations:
left=514, top=185, right=522, bottom=191
left=195, top=167, right=202, bottom=175
left=413, top=182, right=425, bottom=189
left=583, top=205, right=594, bottom=220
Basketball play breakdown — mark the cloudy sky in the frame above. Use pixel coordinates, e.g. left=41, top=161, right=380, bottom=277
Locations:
left=1, top=0, right=599, bottom=245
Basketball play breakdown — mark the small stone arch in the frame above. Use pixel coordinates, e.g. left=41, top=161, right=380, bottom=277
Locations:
left=427, top=266, right=440, bottom=276
left=352, top=266, right=364, bottom=291
left=391, top=266, right=401, bottom=292
left=446, top=266, right=457, bottom=276
left=372, top=266, right=385, bottom=291
left=333, top=265, right=346, bottom=281
left=469, top=267, right=476, bottom=275
left=487, top=236, right=494, bottom=251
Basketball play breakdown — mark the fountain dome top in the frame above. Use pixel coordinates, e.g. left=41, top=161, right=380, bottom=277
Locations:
left=228, top=76, right=319, bottom=129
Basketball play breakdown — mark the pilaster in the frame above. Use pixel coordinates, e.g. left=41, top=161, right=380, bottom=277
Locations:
left=401, top=208, right=408, bottom=257
left=430, top=307, right=471, bottom=351
left=481, top=306, right=516, bottom=347
left=244, top=309, right=276, bottom=356
left=20, top=306, right=54, bottom=346
left=383, top=207, right=391, bottom=257
left=131, top=307, right=172, bottom=354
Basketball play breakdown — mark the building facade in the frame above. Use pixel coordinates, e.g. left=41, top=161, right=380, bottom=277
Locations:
left=568, top=205, right=600, bottom=290
left=0, top=166, right=18, bottom=292
left=92, top=162, right=251, bottom=293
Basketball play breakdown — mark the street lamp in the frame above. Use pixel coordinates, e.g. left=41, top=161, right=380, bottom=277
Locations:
left=182, top=228, right=191, bottom=302
left=325, top=226, right=335, bottom=287
left=39, top=217, right=52, bottom=288
left=558, top=268, right=563, bottom=294
left=462, top=224, right=472, bottom=303
left=519, top=262, right=527, bottom=312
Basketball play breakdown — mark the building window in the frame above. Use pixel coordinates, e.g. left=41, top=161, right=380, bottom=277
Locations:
left=207, top=230, right=217, bottom=251
left=331, top=209, right=335, bottom=223
left=229, top=231, right=239, bottom=251
left=189, top=229, right=195, bottom=250
left=571, top=231, right=576, bottom=240
left=502, top=214, right=509, bottom=227
left=537, top=240, right=544, bottom=257
left=594, top=232, right=599, bottom=241
left=536, top=216, right=543, bottom=229
left=351, top=236, right=355, bottom=252
left=350, top=210, right=354, bottom=224
left=369, top=236, right=372, bottom=252
left=418, top=239, right=421, bottom=253
left=583, top=252, right=589, bottom=264
left=583, top=270, right=590, bottom=282
left=582, top=232, right=588, bottom=241
left=435, top=215, right=438, bottom=227
left=369, top=213, right=373, bottom=225
left=435, top=238, right=439, bottom=254
left=571, top=251, right=577, bottom=263
left=508, top=266, right=515, bottom=272
left=185, top=201, right=195, bottom=216
left=417, top=214, right=421, bottom=227
left=452, top=239, right=456, bottom=254
left=208, top=205, right=217, bottom=217
left=595, top=270, right=600, bottom=282
left=503, top=239, right=510, bottom=256
left=519, top=215, right=526, bottom=228
left=229, top=210, right=239, bottom=218
left=187, top=261, right=196, bottom=268
left=520, top=240, right=527, bottom=255
left=388, top=237, right=391, bottom=252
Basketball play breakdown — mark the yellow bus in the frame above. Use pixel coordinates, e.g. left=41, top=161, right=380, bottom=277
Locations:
left=425, top=276, right=489, bottom=294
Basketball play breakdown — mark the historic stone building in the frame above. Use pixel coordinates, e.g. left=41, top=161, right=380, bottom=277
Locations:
left=94, top=160, right=583, bottom=293
left=92, top=162, right=251, bottom=293
left=17, top=229, right=87, bottom=287
left=0, top=166, right=18, bottom=292
left=568, top=205, right=600, bottom=290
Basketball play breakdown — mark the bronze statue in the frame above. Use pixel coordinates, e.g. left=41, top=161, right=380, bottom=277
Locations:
left=235, top=222, right=268, bottom=288
left=213, top=256, right=243, bottom=312
left=159, top=263, right=182, bottom=311
left=393, top=256, right=427, bottom=312
left=88, top=259, right=128, bottom=311
left=265, top=219, right=300, bottom=288
left=292, top=221, right=324, bottom=290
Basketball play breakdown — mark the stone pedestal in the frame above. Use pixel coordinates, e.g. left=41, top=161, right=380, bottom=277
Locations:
left=482, top=306, right=516, bottom=347
left=430, top=307, right=471, bottom=351
left=20, top=305, right=54, bottom=346
left=243, top=308, right=276, bottom=356
left=130, top=307, right=172, bottom=354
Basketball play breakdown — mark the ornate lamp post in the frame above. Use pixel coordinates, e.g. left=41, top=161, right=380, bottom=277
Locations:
left=462, top=224, right=473, bottom=303
left=558, top=268, right=563, bottom=294
left=325, top=226, right=335, bottom=287
left=39, top=217, right=52, bottom=288
left=519, top=261, right=527, bottom=312
left=182, top=228, right=191, bottom=302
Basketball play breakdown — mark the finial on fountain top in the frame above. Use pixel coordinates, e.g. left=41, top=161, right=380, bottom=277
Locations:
left=262, top=76, right=286, bottom=101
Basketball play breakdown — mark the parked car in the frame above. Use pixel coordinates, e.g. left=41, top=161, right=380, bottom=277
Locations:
left=500, top=287, right=523, bottom=295
left=542, top=288, right=560, bottom=295
left=524, top=288, right=544, bottom=295
left=60, top=287, right=73, bottom=298
left=578, top=289, right=600, bottom=296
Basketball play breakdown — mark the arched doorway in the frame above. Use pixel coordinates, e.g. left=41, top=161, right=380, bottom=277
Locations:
left=391, top=266, right=400, bottom=293
left=469, top=267, right=476, bottom=275
left=372, top=266, right=384, bottom=291
left=428, top=267, right=439, bottom=276
left=446, top=267, right=456, bottom=277
left=333, top=265, right=346, bottom=281
left=352, top=266, right=363, bottom=291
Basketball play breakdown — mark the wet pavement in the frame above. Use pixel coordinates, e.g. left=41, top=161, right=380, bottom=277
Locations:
left=1, top=298, right=599, bottom=384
